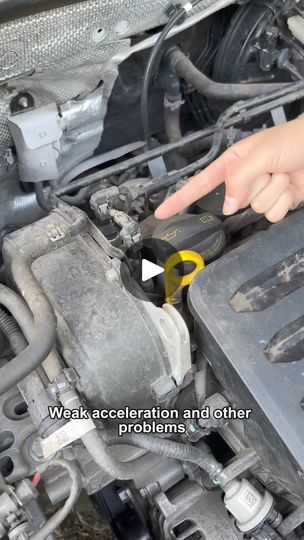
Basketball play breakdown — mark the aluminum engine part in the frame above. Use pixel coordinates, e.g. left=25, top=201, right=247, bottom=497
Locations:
left=3, top=206, right=191, bottom=411
left=0, top=478, right=38, bottom=539
left=9, top=104, right=63, bottom=183
left=149, top=479, right=240, bottom=539
left=7, top=42, right=127, bottom=180
left=189, top=209, right=304, bottom=502
left=0, top=386, right=37, bottom=484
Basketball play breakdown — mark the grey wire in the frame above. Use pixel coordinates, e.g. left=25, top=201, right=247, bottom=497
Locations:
left=30, top=459, right=82, bottom=540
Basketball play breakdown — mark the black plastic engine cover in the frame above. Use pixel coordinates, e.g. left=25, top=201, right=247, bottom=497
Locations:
left=188, top=210, right=304, bottom=500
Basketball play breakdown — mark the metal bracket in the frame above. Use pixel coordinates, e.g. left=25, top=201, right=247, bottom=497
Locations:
left=9, top=103, right=63, bottom=182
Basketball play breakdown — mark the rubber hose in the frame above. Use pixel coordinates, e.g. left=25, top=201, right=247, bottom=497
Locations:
left=35, top=183, right=53, bottom=213
left=163, top=98, right=225, bottom=164
left=0, top=308, right=27, bottom=354
left=81, top=429, right=156, bottom=480
left=0, top=285, right=61, bottom=383
left=0, top=309, right=50, bottom=397
left=102, top=429, right=223, bottom=480
left=164, top=103, right=182, bottom=142
left=30, top=459, right=82, bottom=540
left=163, top=99, right=188, bottom=169
left=167, top=47, right=288, bottom=100
left=146, top=97, right=238, bottom=196
left=0, top=283, right=56, bottom=395
left=56, top=389, right=154, bottom=481
left=0, top=178, right=44, bottom=249
left=163, top=103, right=228, bottom=153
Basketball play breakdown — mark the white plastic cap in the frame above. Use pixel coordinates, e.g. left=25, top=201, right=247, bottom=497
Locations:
left=287, top=15, right=304, bottom=46
left=224, top=479, right=273, bottom=533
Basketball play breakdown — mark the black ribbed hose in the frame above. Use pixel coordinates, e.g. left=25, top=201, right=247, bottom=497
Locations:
left=0, top=284, right=56, bottom=396
left=102, top=429, right=223, bottom=480
left=0, top=308, right=27, bottom=354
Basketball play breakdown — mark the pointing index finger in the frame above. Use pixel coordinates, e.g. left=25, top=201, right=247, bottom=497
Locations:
left=155, top=148, right=238, bottom=219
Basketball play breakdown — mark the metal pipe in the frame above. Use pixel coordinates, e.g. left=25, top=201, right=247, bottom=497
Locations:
left=144, top=81, right=304, bottom=196
left=56, top=81, right=304, bottom=198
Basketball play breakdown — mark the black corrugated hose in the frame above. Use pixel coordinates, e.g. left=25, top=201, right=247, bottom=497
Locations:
left=102, top=429, right=223, bottom=480
left=0, top=308, right=27, bottom=354
left=0, top=284, right=56, bottom=396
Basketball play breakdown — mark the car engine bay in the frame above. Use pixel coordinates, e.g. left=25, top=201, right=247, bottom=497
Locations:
left=0, top=0, right=303, bottom=538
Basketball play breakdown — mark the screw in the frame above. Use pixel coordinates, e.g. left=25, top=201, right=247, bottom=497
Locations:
left=118, top=489, right=129, bottom=504
left=18, top=96, right=29, bottom=109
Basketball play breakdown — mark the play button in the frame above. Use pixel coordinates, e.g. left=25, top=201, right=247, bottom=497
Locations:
left=119, top=237, right=182, bottom=302
left=120, top=237, right=203, bottom=304
left=142, top=259, right=164, bottom=282
left=120, top=237, right=205, bottom=303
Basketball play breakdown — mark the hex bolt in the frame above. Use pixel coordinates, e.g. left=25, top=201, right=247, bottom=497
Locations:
left=30, top=438, right=44, bottom=460
left=118, top=489, right=129, bottom=504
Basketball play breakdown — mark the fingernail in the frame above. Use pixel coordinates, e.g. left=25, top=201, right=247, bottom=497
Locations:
left=223, top=196, right=239, bottom=215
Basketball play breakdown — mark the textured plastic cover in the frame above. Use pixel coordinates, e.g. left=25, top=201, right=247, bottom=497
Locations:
left=189, top=210, right=304, bottom=499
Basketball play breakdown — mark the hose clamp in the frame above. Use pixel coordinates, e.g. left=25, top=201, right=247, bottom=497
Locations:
left=49, top=368, right=79, bottom=400
left=164, top=94, right=185, bottom=111
left=182, top=2, right=193, bottom=13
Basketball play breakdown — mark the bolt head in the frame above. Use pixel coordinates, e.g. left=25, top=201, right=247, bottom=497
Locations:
left=30, top=438, right=43, bottom=460
left=18, top=96, right=29, bottom=109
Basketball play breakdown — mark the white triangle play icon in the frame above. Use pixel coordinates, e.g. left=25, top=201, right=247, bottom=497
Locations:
left=141, top=259, right=164, bottom=282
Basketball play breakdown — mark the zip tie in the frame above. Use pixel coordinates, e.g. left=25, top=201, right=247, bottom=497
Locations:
left=164, top=95, right=185, bottom=111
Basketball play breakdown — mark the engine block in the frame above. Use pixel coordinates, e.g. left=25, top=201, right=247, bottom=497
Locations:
left=189, top=210, right=304, bottom=501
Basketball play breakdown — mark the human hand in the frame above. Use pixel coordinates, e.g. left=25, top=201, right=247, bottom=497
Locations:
left=155, top=118, right=304, bottom=223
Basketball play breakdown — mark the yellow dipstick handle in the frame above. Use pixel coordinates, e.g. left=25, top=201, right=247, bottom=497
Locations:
left=164, top=250, right=205, bottom=305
